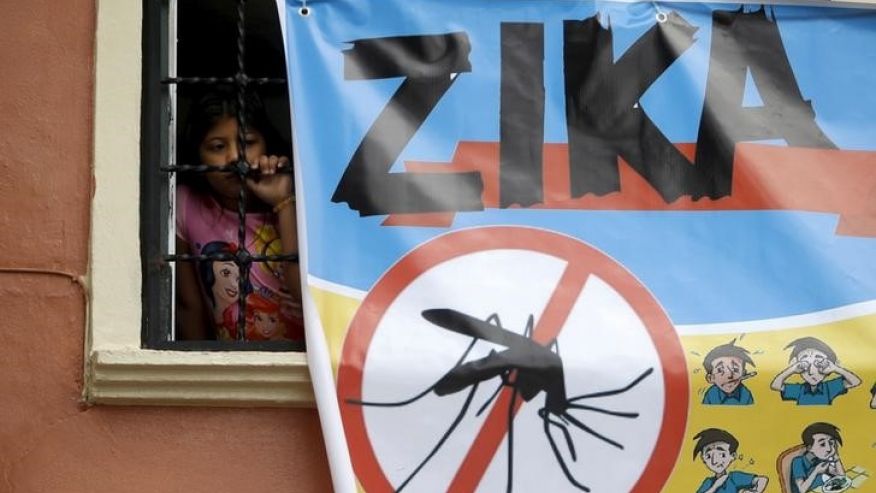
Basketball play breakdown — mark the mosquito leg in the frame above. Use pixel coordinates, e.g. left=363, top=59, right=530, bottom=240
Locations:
left=561, top=412, right=624, bottom=450
left=395, top=382, right=481, bottom=493
left=542, top=412, right=591, bottom=492
left=506, top=388, right=518, bottom=493
left=539, top=409, right=577, bottom=461
left=476, top=379, right=505, bottom=416
left=566, top=403, right=639, bottom=418
left=347, top=337, right=480, bottom=407
left=523, top=314, right=534, bottom=339
left=568, top=367, right=653, bottom=402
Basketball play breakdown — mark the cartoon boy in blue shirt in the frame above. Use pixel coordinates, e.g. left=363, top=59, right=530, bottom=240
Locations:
left=693, top=428, right=768, bottom=493
left=770, top=337, right=861, bottom=405
left=701, top=339, right=756, bottom=405
left=789, top=422, right=845, bottom=493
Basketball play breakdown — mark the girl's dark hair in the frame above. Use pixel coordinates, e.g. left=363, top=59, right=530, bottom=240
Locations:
left=179, top=87, right=287, bottom=190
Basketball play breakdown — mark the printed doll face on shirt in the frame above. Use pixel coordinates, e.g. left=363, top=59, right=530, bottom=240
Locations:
left=707, top=356, right=745, bottom=394
left=199, top=115, right=267, bottom=202
left=809, top=433, right=838, bottom=461
left=701, top=441, right=736, bottom=475
left=211, top=260, right=240, bottom=307
left=253, top=309, right=281, bottom=339
left=795, top=348, right=831, bottom=386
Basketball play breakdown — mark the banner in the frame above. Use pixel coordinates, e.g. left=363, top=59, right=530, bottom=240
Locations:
left=280, top=1, right=876, bottom=491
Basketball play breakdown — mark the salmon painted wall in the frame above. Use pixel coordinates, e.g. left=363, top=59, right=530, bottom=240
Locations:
left=0, top=1, right=332, bottom=491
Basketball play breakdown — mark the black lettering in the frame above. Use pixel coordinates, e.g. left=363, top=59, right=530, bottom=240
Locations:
left=563, top=13, right=700, bottom=202
left=500, top=23, right=545, bottom=208
left=695, top=7, right=836, bottom=195
left=332, top=33, right=484, bottom=215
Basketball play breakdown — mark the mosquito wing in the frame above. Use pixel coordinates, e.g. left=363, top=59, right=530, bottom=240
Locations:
left=421, top=308, right=533, bottom=350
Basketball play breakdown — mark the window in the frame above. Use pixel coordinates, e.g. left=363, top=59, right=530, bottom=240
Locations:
left=86, top=0, right=312, bottom=407
left=142, top=0, right=303, bottom=350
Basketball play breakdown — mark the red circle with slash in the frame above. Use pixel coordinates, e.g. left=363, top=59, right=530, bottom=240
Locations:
left=336, top=226, right=687, bottom=492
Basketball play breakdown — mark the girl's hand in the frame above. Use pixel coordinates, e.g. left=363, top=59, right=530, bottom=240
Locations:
left=245, top=155, right=292, bottom=206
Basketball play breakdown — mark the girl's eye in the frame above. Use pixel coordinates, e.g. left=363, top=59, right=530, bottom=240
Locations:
left=221, top=268, right=230, bottom=277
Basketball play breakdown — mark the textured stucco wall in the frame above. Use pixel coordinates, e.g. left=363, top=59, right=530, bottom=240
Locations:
left=0, top=1, right=332, bottom=491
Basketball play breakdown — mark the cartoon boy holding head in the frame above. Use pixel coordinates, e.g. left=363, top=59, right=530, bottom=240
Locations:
left=702, top=339, right=756, bottom=405
left=790, top=422, right=845, bottom=493
left=770, top=337, right=861, bottom=405
left=693, top=428, right=768, bottom=493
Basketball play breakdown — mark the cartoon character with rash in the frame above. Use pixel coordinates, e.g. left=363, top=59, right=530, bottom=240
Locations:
left=770, top=337, right=861, bottom=405
left=790, top=422, right=845, bottom=493
left=702, top=339, right=756, bottom=405
left=693, top=428, right=768, bottom=493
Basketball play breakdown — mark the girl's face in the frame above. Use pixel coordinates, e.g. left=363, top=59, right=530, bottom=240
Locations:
left=199, top=115, right=267, bottom=201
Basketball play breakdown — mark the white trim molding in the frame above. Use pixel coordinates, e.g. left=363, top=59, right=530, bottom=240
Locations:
left=87, top=350, right=314, bottom=407
left=87, top=0, right=315, bottom=408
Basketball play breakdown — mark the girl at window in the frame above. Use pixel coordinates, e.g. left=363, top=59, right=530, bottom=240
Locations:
left=175, top=88, right=302, bottom=342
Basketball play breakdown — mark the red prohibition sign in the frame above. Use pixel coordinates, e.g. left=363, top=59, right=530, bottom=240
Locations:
left=337, top=226, right=688, bottom=492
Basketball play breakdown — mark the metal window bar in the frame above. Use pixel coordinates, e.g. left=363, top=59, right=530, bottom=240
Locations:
left=142, top=0, right=302, bottom=351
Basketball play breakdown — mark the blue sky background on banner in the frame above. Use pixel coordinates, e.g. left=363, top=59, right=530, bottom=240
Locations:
left=284, top=1, right=876, bottom=325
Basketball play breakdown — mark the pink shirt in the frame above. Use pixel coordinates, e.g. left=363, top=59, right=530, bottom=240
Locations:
left=176, top=185, right=303, bottom=341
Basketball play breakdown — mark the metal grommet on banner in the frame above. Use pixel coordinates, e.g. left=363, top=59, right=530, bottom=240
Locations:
left=654, top=3, right=668, bottom=23
left=299, top=0, right=311, bottom=17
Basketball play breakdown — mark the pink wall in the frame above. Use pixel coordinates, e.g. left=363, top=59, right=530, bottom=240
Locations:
left=0, top=2, right=333, bottom=491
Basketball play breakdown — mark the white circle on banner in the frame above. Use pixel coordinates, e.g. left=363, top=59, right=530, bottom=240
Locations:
left=357, top=249, right=665, bottom=492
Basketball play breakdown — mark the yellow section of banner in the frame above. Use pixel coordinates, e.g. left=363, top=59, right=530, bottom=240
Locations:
left=309, top=284, right=361, bottom=379
left=665, top=314, right=876, bottom=492
left=310, top=283, right=875, bottom=491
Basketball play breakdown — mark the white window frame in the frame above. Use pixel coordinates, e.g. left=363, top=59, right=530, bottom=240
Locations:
left=86, top=0, right=313, bottom=407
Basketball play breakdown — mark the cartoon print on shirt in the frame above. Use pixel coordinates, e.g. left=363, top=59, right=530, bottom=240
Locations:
left=197, top=241, right=252, bottom=329
left=220, top=292, right=292, bottom=341
left=253, top=223, right=286, bottom=285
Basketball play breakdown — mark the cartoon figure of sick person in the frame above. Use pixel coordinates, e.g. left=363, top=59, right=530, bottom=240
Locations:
left=702, top=339, right=756, bottom=405
left=693, top=428, right=768, bottom=493
left=789, top=422, right=845, bottom=493
left=770, top=337, right=861, bottom=405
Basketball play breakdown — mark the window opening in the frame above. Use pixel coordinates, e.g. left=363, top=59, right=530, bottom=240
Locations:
left=142, top=0, right=302, bottom=351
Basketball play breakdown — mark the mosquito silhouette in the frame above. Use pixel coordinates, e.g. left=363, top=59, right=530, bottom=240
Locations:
left=346, top=308, right=654, bottom=492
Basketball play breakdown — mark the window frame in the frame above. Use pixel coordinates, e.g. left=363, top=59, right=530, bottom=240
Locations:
left=86, top=0, right=312, bottom=407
